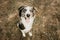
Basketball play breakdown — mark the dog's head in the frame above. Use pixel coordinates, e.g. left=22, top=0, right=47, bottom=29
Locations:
left=18, top=6, right=36, bottom=19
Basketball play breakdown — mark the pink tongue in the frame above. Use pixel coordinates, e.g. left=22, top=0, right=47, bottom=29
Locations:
left=26, top=18, right=30, bottom=23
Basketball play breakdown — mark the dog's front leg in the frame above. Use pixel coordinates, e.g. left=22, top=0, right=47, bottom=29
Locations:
left=28, top=32, right=32, bottom=37
left=21, top=30, right=26, bottom=37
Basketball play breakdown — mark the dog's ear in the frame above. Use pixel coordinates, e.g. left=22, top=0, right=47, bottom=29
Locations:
left=18, top=6, right=24, bottom=11
left=33, top=7, right=38, bottom=13
left=32, top=7, right=38, bottom=16
left=18, top=6, right=24, bottom=17
left=33, top=7, right=35, bottom=11
left=32, top=7, right=36, bottom=13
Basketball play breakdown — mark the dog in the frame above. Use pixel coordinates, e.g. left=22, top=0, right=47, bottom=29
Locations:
left=17, top=6, right=36, bottom=37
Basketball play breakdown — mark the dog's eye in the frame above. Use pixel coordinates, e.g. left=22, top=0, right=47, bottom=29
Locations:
left=23, top=9, right=27, bottom=13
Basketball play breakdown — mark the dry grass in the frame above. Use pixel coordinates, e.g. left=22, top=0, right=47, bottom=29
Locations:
left=0, top=0, right=60, bottom=40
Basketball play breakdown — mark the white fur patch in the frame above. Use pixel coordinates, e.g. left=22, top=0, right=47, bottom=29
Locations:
left=21, top=17, right=34, bottom=33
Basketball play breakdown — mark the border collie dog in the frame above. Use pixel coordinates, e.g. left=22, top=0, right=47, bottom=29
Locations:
left=17, top=6, right=36, bottom=37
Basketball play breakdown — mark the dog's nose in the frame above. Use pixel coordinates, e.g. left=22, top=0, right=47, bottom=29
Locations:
left=26, top=14, right=30, bottom=17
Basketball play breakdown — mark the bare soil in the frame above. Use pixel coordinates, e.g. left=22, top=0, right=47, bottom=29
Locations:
left=0, top=0, right=60, bottom=40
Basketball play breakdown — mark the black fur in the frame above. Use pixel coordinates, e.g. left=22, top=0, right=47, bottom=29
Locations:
left=18, top=6, right=24, bottom=17
left=19, top=23, right=25, bottom=30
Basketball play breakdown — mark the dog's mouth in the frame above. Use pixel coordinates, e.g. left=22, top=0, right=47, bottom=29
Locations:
left=25, top=17, right=30, bottom=23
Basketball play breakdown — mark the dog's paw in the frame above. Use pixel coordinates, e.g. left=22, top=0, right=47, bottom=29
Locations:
left=17, top=23, right=19, bottom=27
left=28, top=32, right=32, bottom=37
left=23, top=33, right=26, bottom=37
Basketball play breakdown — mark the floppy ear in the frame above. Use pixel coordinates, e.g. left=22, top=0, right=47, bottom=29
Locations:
left=33, top=7, right=35, bottom=10
left=32, top=7, right=36, bottom=13
left=32, top=7, right=38, bottom=17
left=18, top=6, right=24, bottom=17
left=18, top=6, right=24, bottom=11
left=33, top=7, right=38, bottom=13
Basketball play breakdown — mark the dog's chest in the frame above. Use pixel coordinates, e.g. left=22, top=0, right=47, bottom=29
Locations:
left=21, top=17, right=34, bottom=31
